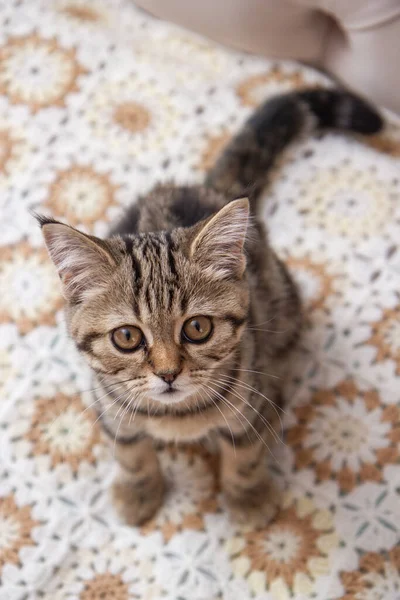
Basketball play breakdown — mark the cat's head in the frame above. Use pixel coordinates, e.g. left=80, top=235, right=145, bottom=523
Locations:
left=39, top=199, right=250, bottom=405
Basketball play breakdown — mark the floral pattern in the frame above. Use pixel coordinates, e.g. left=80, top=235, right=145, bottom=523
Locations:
left=0, top=128, right=18, bottom=174
left=297, top=164, right=398, bottom=239
left=227, top=493, right=339, bottom=598
left=80, top=573, right=129, bottom=600
left=236, top=67, right=307, bottom=107
left=341, top=548, right=400, bottom=599
left=0, top=120, right=31, bottom=190
left=82, top=75, right=182, bottom=160
left=0, top=243, right=63, bottom=333
left=44, top=165, right=119, bottom=227
left=0, top=1, right=399, bottom=599
left=58, top=2, right=104, bottom=24
left=366, top=305, right=400, bottom=375
left=0, top=496, right=39, bottom=574
left=287, top=381, right=399, bottom=492
left=286, top=256, right=336, bottom=313
left=24, top=393, right=102, bottom=472
left=0, top=34, right=87, bottom=112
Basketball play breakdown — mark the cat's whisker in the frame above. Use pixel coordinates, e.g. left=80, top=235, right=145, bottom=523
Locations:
left=49, top=382, right=127, bottom=433
left=219, top=371, right=285, bottom=412
left=80, top=376, right=144, bottom=395
left=88, top=391, right=130, bottom=434
left=113, top=383, right=146, bottom=420
left=202, top=382, right=278, bottom=462
left=201, top=382, right=251, bottom=445
left=247, top=327, right=288, bottom=334
left=217, top=373, right=286, bottom=439
left=76, top=382, right=131, bottom=424
left=199, top=384, right=237, bottom=456
left=207, top=377, right=283, bottom=445
left=230, top=367, right=281, bottom=381
left=217, top=374, right=285, bottom=440
left=211, top=378, right=282, bottom=445
left=217, top=378, right=287, bottom=444
left=248, top=315, right=279, bottom=328
left=112, top=397, right=137, bottom=458
left=128, top=390, right=145, bottom=427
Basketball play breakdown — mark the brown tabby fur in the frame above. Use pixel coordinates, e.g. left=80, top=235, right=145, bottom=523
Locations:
left=38, top=89, right=382, bottom=526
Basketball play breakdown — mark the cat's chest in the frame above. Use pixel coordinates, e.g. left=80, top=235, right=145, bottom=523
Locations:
left=144, top=412, right=217, bottom=442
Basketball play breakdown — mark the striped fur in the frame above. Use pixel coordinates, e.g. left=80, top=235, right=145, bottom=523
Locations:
left=39, top=88, right=382, bottom=526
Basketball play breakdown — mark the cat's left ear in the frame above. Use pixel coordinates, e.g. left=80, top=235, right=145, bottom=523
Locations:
left=189, top=198, right=249, bottom=279
left=36, top=215, right=118, bottom=302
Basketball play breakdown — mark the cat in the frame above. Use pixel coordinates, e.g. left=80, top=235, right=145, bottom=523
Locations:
left=37, top=89, right=382, bottom=527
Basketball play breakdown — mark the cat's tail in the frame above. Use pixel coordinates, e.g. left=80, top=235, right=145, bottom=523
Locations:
left=205, top=88, right=383, bottom=210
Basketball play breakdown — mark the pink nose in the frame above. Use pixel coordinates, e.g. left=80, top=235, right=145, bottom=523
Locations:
left=157, top=370, right=180, bottom=384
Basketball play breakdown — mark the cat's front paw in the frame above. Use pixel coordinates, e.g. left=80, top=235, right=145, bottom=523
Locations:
left=112, top=474, right=164, bottom=526
left=223, top=479, right=280, bottom=529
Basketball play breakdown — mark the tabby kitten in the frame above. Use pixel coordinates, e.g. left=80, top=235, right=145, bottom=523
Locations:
left=38, top=89, right=382, bottom=526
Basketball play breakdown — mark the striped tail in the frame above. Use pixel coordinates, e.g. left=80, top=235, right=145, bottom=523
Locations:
left=205, top=88, right=383, bottom=209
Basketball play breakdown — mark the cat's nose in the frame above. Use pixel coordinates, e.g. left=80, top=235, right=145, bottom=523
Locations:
left=157, top=370, right=181, bottom=384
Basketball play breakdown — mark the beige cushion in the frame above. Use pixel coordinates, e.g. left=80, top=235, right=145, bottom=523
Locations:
left=135, top=0, right=400, bottom=113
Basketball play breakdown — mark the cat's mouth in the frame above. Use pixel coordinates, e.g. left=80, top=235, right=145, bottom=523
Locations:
left=150, top=384, right=194, bottom=405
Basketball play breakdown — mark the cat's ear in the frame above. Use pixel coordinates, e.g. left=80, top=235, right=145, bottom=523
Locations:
left=189, top=198, right=249, bottom=278
left=36, top=216, right=117, bottom=302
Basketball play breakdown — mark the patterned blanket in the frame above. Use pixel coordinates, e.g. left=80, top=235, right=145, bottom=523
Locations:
left=1, top=1, right=399, bottom=599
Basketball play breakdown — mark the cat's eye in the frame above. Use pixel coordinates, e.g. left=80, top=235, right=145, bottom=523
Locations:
left=111, top=326, right=143, bottom=352
left=182, top=316, right=213, bottom=343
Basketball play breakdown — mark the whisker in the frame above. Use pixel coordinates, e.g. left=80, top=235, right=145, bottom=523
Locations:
left=199, top=384, right=237, bottom=457
left=112, top=401, right=132, bottom=457
left=230, top=367, right=281, bottom=381
left=248, top=315, right=279, bottom=328
left=201, top=382, right=251, bottom=445
left=77, top=382, right=130, bottom=422
left=79, top=376, right=144, bottom=395
left=217, top=373, right=286, bottom=439
left=112, top=390, right=143, bottom=456
left=219, top=372, right=286, bottom=414
left=208, top=377, right=282, bottom=445
left=247, top=327, right=288, bottom=334
left=89, top=390, right=131, bottom=433
left=202, top=381, right=277, bottom=460
left=128, top=390, right=145, bottom=427
left=113, top=382, right=147, bottom=420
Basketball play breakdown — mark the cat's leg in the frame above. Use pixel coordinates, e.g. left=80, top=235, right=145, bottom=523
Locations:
left=218, top=435, right=279, bottom=528
left=111, top=435, right=164, bottom=526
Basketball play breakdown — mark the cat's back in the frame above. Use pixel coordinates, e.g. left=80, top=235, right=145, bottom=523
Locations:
left=110, top=184, right=227, bottom=236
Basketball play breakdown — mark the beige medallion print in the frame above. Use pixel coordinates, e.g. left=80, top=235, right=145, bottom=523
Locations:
left=0, top=35, right=87, bottom=112
left=287, top=381, right=399, bottom=492
left=298, top=165, right=396, bottom=239
left=286, top=256, right=335, bottom=313
left=0, top=243, right=63, bottom=333
left=80, top=573, right=129, bottom=600
left=113, top=102, right=151, bottom=134
left=25, top=394, right=102, bottom=472
left=228, top=493, right=338, bottom=597
left=44, top=165, right=119, bottom=227
left=340, top=548, right=400, bottom=599
left=0, top=495, right=39, bottom=574
left=236, top=67, right=306, bottom=107
left=60, top=3, right=102, bottom=23
left=366, top=305, right=400, bottom=375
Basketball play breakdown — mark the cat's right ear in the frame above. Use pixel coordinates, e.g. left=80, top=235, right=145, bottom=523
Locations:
left=35, top=215, right=118, bottom=302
